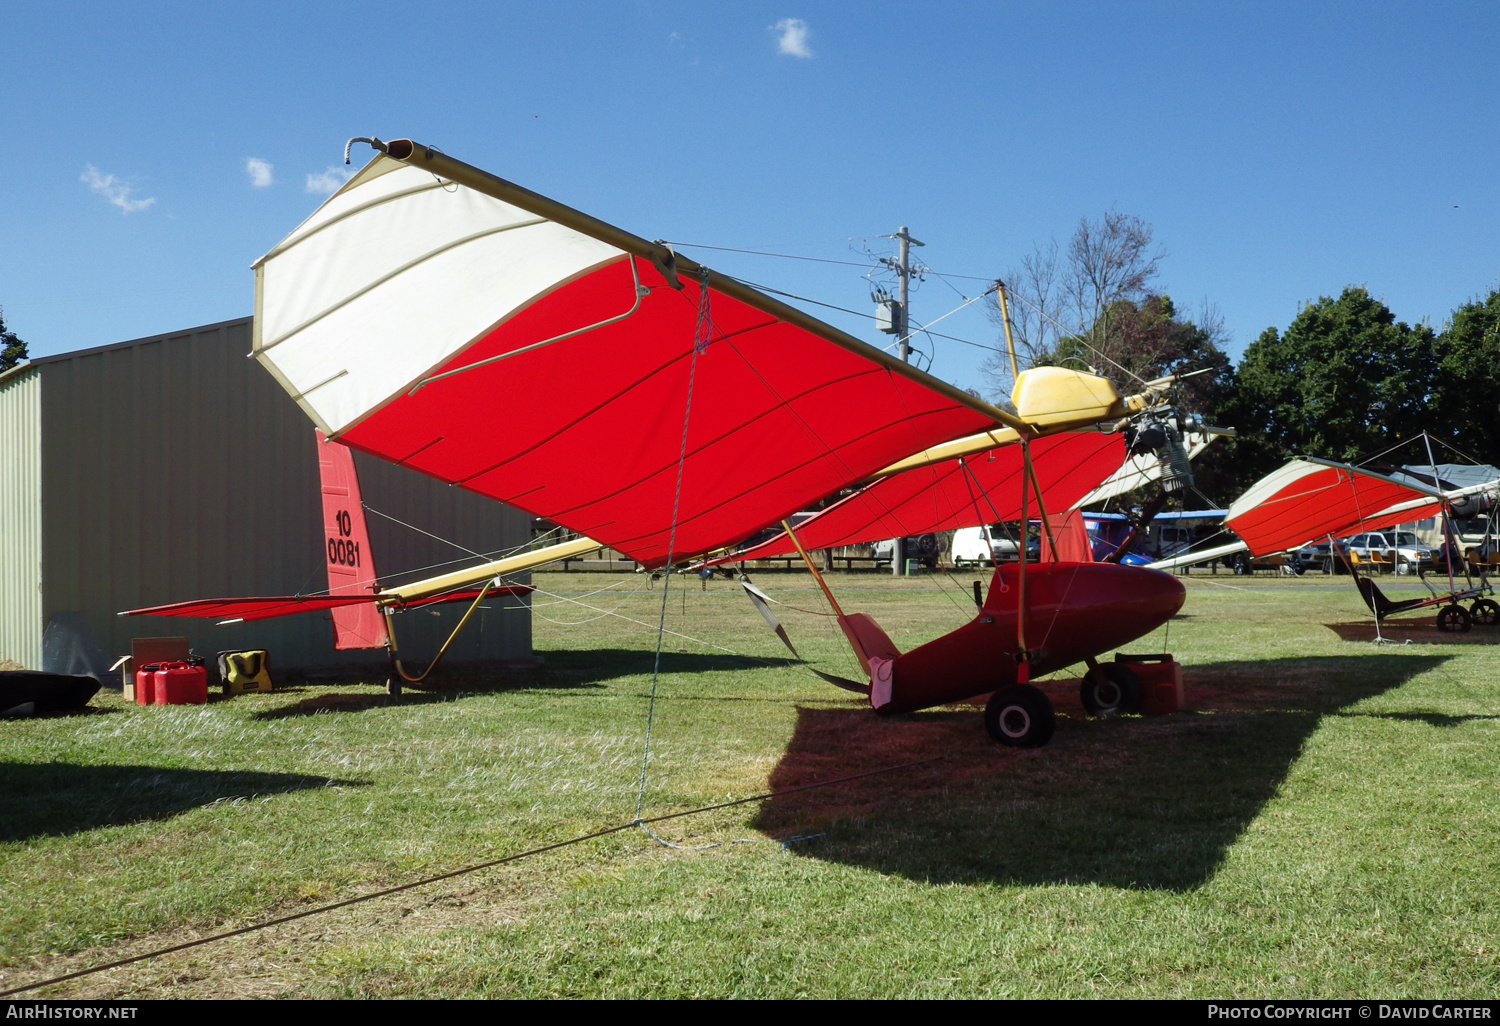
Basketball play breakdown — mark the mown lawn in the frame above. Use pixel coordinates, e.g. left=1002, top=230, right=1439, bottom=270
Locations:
left=2, top=568, right=1498, bottom=998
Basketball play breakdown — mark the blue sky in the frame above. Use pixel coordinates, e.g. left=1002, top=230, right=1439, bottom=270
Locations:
left=3, top=1, right=1496, bottom=398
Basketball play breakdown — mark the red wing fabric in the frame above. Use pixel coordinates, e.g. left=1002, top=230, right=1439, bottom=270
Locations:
left=721, top=431, right=1124, bottom=561
left=1226, top=459, right=1444, bottom=555
left=335, top=258, right=994, bottom=567
left=253, top=157, right=1001, bottom=569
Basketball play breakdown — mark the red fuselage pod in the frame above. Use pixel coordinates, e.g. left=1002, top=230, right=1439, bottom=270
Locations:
left=880, top=562, right=1186, bottom=714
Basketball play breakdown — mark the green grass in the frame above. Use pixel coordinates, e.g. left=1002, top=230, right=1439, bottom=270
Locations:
left=2, top=569, right=1498, bottom=998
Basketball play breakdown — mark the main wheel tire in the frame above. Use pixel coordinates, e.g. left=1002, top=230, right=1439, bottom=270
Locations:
left=1471, top=599, right=1500, bottom=627
left=1079, top=663, right=1143, bottom=717
left=386, top=676, right=403, bottom=696
left=1437, top=605, right=1473, bottom=634
left=984, top=684, right=1056, bottom=748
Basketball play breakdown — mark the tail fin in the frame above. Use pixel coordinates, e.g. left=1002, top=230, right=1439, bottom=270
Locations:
left=316, top=431, right=387, bottom=649
left=1039, top=508, right=1094, bottom=563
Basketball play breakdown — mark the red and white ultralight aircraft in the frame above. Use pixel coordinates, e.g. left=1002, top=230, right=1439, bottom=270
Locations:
left=128, top=137, right=1211, bottom=745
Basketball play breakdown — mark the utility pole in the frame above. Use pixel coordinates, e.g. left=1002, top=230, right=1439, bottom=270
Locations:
left=885, top=226, right=923, bottom=575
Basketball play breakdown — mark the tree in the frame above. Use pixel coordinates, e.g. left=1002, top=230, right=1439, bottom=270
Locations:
left=1223, top=287, right=1440, bottom=486
left=0, top=309, right=26, bottom=371
left=982, top=212, right=1169, bottom=399
left=1052, top=295, right=1234, bottom=418
left=1430, top=286, right=1500, bottom=468
left=979, top=214, right=1237, bottom=500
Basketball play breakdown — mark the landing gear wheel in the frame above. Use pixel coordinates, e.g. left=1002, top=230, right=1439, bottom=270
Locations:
left=1079, top=663, right=1143, bottom=717
left=1437, top=605, right=1472, bottom=634
left=386, top=676, right=403, bottom=696
left=984, top=685, right=1056, bottom=748
left=1470, top=599, right=1499, bottom=627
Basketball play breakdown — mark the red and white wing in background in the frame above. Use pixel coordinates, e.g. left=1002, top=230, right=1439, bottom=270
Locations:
left=1225, top=458, right=1445, bottom=556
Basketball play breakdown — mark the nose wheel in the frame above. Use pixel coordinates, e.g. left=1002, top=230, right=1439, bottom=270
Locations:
left=984, top=685, right=1056, bottom=748
left=1079, top=663, right=1142, bottom=716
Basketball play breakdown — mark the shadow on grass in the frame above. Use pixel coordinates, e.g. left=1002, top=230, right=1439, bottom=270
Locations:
left=535, top=649, right=797, bottom=687
left=0, top=704, right=121, bottom=721
left=1325, top=619, right=1500, bottom=644
left=753, top=653, right=1449, bottom=891
left=1338, top=710, right=1497, bottom=728
left=250, top=651, right=792, bottom=719
left=0, top=763, right=365, bottom=842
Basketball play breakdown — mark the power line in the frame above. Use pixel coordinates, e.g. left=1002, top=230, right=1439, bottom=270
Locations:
left=664, top=241, right=878, bottom=271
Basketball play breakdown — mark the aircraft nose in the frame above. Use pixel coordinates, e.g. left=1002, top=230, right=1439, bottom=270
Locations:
left=1133, top=566, right=1187, bottom=624
left=1083, top=564, right=1186, bottom=639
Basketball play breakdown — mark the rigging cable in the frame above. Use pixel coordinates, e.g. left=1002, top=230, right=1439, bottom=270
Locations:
left=0, top=756, right=943, bottom=999
left=633, top=268, right=710, bottom=849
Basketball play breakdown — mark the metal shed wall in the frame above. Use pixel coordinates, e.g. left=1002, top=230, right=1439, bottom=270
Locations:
left=0, top=365, right=43, bottom=668
left=33, top=317, right=531, bottom=678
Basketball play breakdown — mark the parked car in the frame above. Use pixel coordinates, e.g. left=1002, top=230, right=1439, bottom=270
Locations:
left=873, top=533, right=939, bottom=569
left=949, top=526, right=1038, bottom=567
left=1230, top=550, right=1305, bottom=575
left=1342, top=531, right=1436, bottom=575
left=1294, top=541, right=1336, bottom=573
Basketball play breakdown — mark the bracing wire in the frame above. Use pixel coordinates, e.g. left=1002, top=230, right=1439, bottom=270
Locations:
left=715, top=272, right=1004, bottom=355
left=0, top=756, right=943, bottom=998
left=633, top=268, right=710, bottom=848
left=363, top=503, right=487, bottom=559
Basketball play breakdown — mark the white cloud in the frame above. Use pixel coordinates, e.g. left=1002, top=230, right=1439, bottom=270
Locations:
left=305, top=166, right=355, bottom=195
left=772, top=18, right=812, bottom=58
left=80, top=165, right=156, bottom=214
left=246, top=157, right=274, bottom=188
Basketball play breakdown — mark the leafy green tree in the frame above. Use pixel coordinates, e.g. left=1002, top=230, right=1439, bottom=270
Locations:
left=1223, top=287, right=1439, bottom=486
left=1431, top=287, right=1500, bottom=467
left=0, top=309, right=26, bottom=371
left=1052, top=294, right=1234, bottom=418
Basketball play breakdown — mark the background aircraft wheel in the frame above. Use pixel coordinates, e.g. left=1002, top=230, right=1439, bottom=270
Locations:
left=984, top=685, right=1056, bottom=748
left=386, top=676, right=403, bottom=696
left=1471, top=599, right=1500, bottom=626
left=1079, top=663, right=1143, bottom=716
left=1437, top=606, right=1472, bottom=634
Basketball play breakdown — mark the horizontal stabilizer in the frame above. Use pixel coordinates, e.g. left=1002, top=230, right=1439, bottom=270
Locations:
left=122, top=585, right=535, bottom=623
left=123, top=595, right=375, bottom=622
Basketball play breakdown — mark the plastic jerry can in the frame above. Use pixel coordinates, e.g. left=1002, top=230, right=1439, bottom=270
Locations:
left=1115, top=653, right=1184, bottom=715
left=135, top=663, right=163, bottom=706
left=153, top=662, right=208, bottom=705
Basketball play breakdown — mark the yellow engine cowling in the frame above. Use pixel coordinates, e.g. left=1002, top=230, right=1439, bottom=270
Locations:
left=1011, top=367, right=1126, bottom=428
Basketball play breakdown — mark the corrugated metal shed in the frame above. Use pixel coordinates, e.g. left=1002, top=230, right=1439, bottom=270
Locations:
left=0, top=364, right=42, bottom=669
left=0, top=317, right=532, bottom=678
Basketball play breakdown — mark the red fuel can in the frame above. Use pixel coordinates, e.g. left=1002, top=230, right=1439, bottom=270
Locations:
left=1116, top=653, right=1184, bottom=715
left=153, top=662, right=208, bottom=705
left=135, top=663, right=163, bottom=706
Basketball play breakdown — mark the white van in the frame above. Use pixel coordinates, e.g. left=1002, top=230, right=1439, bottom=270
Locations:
left=950, top=526, right=1030, bottom=567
